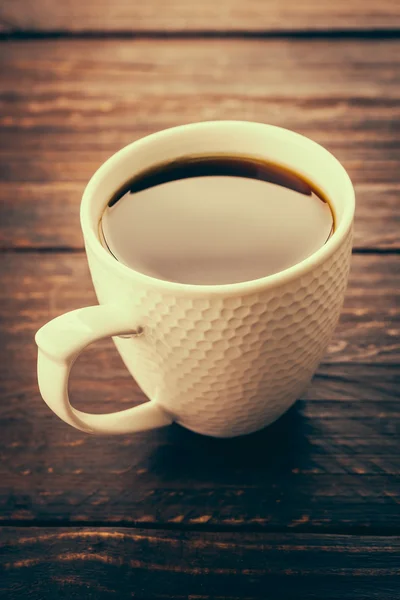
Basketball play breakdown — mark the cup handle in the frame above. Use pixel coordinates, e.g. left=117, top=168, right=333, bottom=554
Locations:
left=35, top=304, right=173, bottom=434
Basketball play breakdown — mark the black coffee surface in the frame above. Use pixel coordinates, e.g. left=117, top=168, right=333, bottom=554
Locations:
left=101, top=155, right=334, bottom=285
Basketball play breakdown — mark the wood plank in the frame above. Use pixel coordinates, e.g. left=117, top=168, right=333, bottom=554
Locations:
left=1, top=396, right=399, bottom=529
left=1, top=0, right=399, bottom=33
left=1, top=253, right=398, bottom=367
left=0, top=39, right=399, bottom=250
left=1, top=529, right=400, bottom=600
left=0, top=253, right=399, bottom=529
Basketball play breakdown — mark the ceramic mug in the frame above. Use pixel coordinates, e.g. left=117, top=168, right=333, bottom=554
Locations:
left=35, top=121, right=355, bottom=438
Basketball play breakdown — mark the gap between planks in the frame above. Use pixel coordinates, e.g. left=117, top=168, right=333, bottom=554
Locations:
left=1, top=29, right=400, bottom=41
left=3, top=520, right=400, bottom=537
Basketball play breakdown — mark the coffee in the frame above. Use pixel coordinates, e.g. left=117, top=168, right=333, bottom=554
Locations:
left=100, top=155, right=334, bottom=285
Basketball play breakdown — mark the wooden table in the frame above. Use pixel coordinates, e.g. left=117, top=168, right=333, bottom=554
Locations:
left=0, top=2, right=399, bottom=598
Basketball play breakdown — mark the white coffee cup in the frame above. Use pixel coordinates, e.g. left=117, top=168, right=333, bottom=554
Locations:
left=35, top=121, right=355, bottom=438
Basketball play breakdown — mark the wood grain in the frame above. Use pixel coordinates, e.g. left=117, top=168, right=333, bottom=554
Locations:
left=0, top=253, right=398, bottom=529
left=1, top=529, right=400, bottom=600
left=1, top=0, right=399, bottom=33
left=0, top=39, right=399, bottom=250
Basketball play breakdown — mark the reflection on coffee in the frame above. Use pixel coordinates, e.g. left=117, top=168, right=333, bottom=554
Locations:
left=100, top=155, right=334, bottom=285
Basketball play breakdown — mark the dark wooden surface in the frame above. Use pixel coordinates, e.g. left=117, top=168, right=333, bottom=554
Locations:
left=2, top=529, right=400, bottom=600
left=0, top=2, right=400, bottom=598
left=1, top=39, right=400, bottom=252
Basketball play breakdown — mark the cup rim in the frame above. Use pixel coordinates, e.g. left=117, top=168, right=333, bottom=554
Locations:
left=81, top=120, right=355, bottom=296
